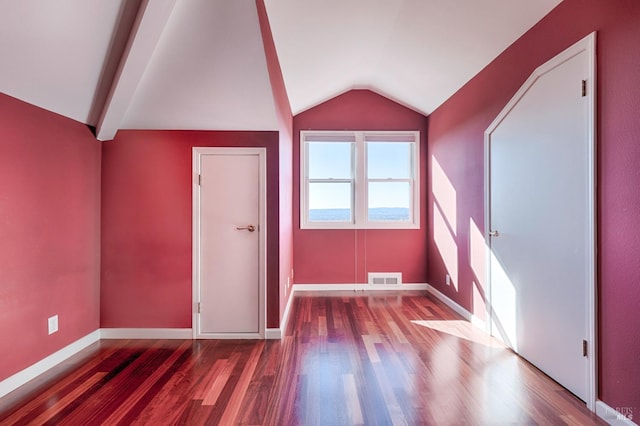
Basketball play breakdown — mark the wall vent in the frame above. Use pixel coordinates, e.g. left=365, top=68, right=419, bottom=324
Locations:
left=368, top=272, right=402, bottom=286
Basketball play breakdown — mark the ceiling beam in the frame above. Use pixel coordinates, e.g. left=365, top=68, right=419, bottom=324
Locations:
left=96, top=0, right=177, bottom=141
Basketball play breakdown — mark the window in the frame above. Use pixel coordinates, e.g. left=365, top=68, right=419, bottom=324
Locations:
left=301, top=131, right=420, bottom=229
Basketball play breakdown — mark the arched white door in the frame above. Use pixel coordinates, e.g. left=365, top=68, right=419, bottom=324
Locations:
left=486, top=34, right=596, bottom=404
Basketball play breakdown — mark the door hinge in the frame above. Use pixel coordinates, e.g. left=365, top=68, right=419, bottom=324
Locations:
left=582, top=339, right=588, bottom=357
left=197, top=174, right=202, bottom=186
left=197, top=302, right=201, bottom=314
left=581, top=80, right=587, bottom=97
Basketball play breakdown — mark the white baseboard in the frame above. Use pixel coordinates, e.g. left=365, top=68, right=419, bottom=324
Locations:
left=266, top=289, right=296, bottom=339
left=264, top=284, right=428, bottom=339
left=596, top=400, right=638, bottom=425
left=0, top=330, right=100, bottom=399
left=293, top=283, right=429, bottom=292
left=280, top=288, right=295, bottom=335
left=195, top=332, right=262, bottom=340
left=425, top=284, right=486, bottom=330
left=265, top=328, right=281, bottom=339
left=100, top=328, right=193, bottom=339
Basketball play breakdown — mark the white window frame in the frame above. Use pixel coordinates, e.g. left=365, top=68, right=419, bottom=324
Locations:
left=300, top=130, right=420, bottom=230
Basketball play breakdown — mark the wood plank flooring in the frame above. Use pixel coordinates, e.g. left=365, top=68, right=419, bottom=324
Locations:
left=0, top=291, right=604, bottom=425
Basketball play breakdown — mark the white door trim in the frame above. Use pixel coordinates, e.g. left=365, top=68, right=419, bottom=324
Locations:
left=484, top=32, right=596, bottom=410
left=192, top=147, right=267, bottom=339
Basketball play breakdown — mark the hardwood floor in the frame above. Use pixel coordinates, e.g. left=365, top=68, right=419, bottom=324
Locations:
left=0, top=291, right=604, bottom=425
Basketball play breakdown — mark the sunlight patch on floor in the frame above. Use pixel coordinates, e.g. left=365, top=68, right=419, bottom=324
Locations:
left=412, top=320, right=505, bottom=347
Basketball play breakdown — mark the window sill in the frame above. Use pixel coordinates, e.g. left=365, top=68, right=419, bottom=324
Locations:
left=300, top=222, right=420, bottom=230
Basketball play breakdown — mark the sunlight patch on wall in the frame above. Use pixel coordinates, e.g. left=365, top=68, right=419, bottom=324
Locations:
left=490, top=251, right=517, bottom=350
left=431, top=156, right=457, bottom=235
left=469, top=218, right=487, bottom=321
left=472, top=281, right=486, bottom=323
left=469, top=217, right=486, bottom=286
left=434, top=203, right=458, bottom=290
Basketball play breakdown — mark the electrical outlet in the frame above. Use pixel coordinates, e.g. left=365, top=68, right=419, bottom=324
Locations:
left=48, top=315, right=58, bottom=335
left=445, top=274, right=451, bottom=286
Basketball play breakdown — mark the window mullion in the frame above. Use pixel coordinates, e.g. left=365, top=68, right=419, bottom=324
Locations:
left=355, top=132, right=367, bottom=227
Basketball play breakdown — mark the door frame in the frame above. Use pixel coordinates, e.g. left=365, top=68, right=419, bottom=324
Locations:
left=483, top=32, right=596, bottom=409
left=192, top=147, right=267, bottom=339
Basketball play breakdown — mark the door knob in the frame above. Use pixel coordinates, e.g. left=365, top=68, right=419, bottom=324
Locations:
left=236, top=225, right=256, bottom=232
left=489, top=230, right=499, bottom=237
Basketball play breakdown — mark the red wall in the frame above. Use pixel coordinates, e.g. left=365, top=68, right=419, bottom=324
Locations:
left=102, top=2, right=295, bottom=332
left=256, top=0, right=295, bottom=324
left=0, top=93, right=101, bottom=382
left=100, top=130, right=281, bottom=329
left=293, top=90, right=428, bottom=284
left=426, top=0, right=640, bottom=411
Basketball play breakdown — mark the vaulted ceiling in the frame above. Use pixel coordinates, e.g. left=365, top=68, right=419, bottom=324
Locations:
left=0, top=0, right=562, bottom=141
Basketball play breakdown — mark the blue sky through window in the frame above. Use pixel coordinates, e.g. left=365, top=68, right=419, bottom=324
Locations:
left=308, top=140, right=412, bottom=222
left=367, top=142, right=411, bottom=179
left=308, top=142, right=351, bottom=179
left=367, top=142, right=411, bottom=218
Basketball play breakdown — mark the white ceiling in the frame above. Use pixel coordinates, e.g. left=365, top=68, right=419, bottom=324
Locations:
left=120, top=0, right=278, bottom=132
left=0, top=0, right=140, bottom=125
left=0, top=0, right=563, bottom=140
left=264, top=0, right=563, bottom=115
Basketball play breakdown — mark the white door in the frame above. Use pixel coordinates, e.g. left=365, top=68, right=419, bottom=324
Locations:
left=193, top=148, right=265, bottom=339
left=486, top=34, right=595, bottom=403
